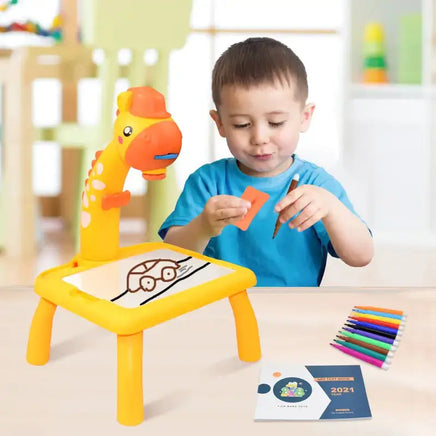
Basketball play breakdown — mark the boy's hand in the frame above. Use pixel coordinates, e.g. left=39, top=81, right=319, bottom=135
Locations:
left=200, top=195, right=251, bottom=237
left=274, top=185, right=336, bottom=232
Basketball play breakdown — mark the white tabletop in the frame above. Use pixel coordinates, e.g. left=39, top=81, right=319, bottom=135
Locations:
left=1, top=286, right=435, bottom=435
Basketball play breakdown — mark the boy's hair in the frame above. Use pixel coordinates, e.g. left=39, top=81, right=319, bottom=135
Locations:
left=212, top=37, right=308, bottom=107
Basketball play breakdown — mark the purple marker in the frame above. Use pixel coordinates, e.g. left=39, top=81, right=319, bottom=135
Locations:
left=343, top=326, right=399, bottom=346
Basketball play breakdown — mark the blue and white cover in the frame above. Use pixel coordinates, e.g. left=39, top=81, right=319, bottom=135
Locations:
left=255, top=364, right=371, bottom=421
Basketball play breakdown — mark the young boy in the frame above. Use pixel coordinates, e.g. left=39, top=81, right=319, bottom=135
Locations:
left=159, top=37, right=373, bottom=286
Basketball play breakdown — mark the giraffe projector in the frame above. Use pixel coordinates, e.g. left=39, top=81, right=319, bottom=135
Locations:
left=115, top=87, right=182, bottom=181
left=80, top=87, right=182, bottom=261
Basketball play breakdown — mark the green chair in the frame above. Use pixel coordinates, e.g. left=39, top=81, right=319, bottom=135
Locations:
left=37, top=0, right=192, bottom=246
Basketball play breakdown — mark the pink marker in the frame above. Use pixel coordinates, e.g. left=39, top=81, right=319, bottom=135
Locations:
left=330, top=343, right=390, bottom=370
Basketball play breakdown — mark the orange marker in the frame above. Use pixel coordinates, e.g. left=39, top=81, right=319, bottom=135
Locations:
left=272, top=174, right=299, bottom=239
left=354, top=306, right=404, bottom=316
left=233, top=186, right=269, bottom=231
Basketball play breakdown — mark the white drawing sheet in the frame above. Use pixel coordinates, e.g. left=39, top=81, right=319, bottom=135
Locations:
left=63, top=248, right=235, bottom=308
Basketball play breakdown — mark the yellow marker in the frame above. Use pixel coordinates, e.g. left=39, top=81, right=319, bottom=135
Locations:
left=350, top=312, right=401, bottom=325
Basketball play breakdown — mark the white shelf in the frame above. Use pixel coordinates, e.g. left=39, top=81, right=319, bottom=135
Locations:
left=349, top=83, right=436, bottom=99
left=342, top=0, right=436, bottom=238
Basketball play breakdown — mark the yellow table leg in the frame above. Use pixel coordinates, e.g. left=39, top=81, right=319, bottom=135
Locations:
left=26, top=297, right=57, bottom=365
left=228, top=290, right=261, bottom=362
left=117, top=331, right=144, bottom=426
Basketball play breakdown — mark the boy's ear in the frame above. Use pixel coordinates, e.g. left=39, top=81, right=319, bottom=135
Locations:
left=210, top=110, right=226, bottom=137
left=300, top=103, right=315, bottom=133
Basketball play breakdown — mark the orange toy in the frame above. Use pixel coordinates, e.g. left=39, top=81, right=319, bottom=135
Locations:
left=79, top=87, right=181, bottom=261
left=26, top=86, right=261, bottom=426
left=233, top=186, right=269, bottom=231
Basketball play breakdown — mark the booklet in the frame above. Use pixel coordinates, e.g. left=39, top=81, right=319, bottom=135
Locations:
left=255, top=364, right=371, bottom=421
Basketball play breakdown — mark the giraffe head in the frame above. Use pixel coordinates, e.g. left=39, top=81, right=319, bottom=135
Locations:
left=114, top=87, right=182, bottom=180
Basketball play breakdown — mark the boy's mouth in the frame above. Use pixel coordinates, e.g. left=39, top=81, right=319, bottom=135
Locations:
left=252, top=153, right=272, bottom=161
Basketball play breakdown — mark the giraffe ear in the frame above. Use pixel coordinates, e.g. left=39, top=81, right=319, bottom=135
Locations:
left=117, top=91, right=133, bottom=112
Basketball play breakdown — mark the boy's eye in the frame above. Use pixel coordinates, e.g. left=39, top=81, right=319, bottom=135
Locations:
left=233, top=123, right=250, bottom=129
left=269, top=121, right=285, bottom=128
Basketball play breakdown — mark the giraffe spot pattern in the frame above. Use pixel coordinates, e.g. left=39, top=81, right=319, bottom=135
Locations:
left=83, top=192, right=89, bottom=208
left=92, top=180, right=106, bottom=190
left=81, top=150, right=106, bottom=230
left=81, top=211, right=91, bottom=228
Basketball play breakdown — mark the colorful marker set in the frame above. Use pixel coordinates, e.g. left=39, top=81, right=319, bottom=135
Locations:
left=330, top=306, right=406, bottom=370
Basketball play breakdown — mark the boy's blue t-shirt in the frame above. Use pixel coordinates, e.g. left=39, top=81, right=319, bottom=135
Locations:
left=159, top=155, right=363, bottom=287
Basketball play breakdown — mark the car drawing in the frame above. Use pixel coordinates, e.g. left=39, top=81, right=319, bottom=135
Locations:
left=126, top=258, right=180, bottom=293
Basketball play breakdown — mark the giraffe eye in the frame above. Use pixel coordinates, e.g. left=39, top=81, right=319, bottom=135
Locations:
left=123, top=126, right=133, bottom=137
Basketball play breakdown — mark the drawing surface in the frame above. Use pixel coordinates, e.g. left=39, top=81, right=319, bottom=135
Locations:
left=63, top=248, right=235, bottom=308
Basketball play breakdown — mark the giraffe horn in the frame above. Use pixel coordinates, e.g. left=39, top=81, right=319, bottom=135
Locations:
left=116, top=90, right=133, bottom=112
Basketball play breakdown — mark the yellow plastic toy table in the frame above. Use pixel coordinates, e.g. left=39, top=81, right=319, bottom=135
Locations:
left=26, top=241, right=261, bottom=425
left=26, top=86, right=261, bottom=426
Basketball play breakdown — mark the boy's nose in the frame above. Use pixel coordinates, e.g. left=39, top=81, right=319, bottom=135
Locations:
left=250, top=126, right=269, bottom=145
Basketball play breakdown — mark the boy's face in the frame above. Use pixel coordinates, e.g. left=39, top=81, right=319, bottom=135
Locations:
left=210, top=81, right=314, bottom=177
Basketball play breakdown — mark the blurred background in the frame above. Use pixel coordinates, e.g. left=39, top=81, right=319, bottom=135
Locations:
left=0, top=0, right=435, bottom=287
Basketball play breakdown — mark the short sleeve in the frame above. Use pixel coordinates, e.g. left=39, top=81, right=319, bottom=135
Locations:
left=158, top=170, right=214, bottom=240
left=310, top=170, right=362, bottom=258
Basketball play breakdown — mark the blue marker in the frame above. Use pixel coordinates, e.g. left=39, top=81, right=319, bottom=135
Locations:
left=344, top=322, right=399, bottom=340
left=352, top=308, right=406, bottom=321
left=346, top=319, right=401, bottom=336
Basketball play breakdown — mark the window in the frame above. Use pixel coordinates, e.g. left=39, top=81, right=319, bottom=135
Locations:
left=0, top=0, right=344, bottom=197
left=169, top=0, right=344, bottom=187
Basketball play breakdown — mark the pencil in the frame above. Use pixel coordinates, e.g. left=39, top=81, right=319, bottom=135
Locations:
left=272, top=173, right=299, bottom=239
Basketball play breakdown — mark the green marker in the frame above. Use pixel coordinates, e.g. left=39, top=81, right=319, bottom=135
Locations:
left=333, top=339, right=391, bottom=362
left=339, top=330, right=393, bottom=351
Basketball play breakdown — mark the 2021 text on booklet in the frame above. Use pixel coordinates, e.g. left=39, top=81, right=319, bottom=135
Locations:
left=255, top=364, right=371, bottom=421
